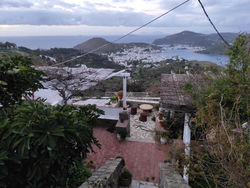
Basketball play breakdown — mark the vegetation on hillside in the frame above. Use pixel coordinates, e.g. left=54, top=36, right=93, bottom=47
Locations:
left=153, top=31, right=237, bottom=47
left=153, top=31, right=238, bottom=55
left=1, top=45, right=123, bottom=69
left=73, top=37, right=160, bottom=54
left=182, top=34, right=250, bottom=187
left=82, top=59, right=221, bottom=97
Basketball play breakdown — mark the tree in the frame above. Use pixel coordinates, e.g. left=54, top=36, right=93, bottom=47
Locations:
left=0, top=101, right=103, bottom=187
left=41, top=66, right=98, bottom=105
left=184, top=34, right=249, bottom=187
left=0, top=55, right=44, bottom=107
left=0, top=55, right=104, bottom=187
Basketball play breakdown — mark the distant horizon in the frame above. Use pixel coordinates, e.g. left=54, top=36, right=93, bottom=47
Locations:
left=0, top=35, right=163, bottom=49
left=0, top=30, right=241, bottom=38
left=0, top=30, right=242, bottom=50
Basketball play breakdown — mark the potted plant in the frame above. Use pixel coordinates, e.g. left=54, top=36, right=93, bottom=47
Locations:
left=116, top=128, right=127, bottom=141
left=126, top=101, right=131, bottom=107
left=117, top=90, right=123, bottom=100
left=119, top=168, right=132, bottom=186
left=110, top=96, right=118, bottom=103
left=86, top=160, right=96, bottom=169
left=159, top=119, right=167, bottom=127
left=158, top=111, right=164, bottom=120
left=160, top=132, right=168, bottom=144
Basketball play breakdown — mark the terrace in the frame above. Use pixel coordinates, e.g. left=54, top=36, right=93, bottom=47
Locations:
left=35, top=68, right=191, bottom=187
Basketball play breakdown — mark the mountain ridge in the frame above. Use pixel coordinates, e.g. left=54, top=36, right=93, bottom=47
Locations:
left=153, top=31, right=238, bottom=47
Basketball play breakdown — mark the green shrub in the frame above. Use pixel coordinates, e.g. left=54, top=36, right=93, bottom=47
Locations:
left=151, top=116, right=156, bottom=121
left=126, top=101, right=131, bottom=107
left=0, top=101, right=103, bottom=187
left=120, top=168, right=132, bottom=179
left=110, top=96, right=118, bottom=102
left=66, top=162, right=92, bottom=188
left=162, top=112, right=184, bottom=139
left=154, top=104, right=160, bottom=111
left=182, top=34, right=250, bottom=187
left=0, top=55, right=44, bottom=107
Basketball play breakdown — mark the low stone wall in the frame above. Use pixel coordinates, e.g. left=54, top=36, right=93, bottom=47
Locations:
left=159, top=163, right=190, bottom=188
left=127, top=99, right=159, bottom=108
left=105, top=92, right=150, bottom=98
left=79, top=158, right=124, bottom=188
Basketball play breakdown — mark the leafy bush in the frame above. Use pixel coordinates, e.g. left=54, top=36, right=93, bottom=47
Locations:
left=162, top=112, right=185, bottom=139
left=183, top=34, right=250, bottom=187
left=66, top=162, right=92, bottom=188
left=120, top=168, right=132, bottom=179
left=154, top=104, right=160, bottom=111
left=110, top=96, right=118, bottom=102
left=0, top=101, right=103, bottom=187
left=0, top=55, right=44, bottom=107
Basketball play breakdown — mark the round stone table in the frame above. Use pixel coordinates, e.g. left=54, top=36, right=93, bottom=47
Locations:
left=139, top=104, right=153, bottom=113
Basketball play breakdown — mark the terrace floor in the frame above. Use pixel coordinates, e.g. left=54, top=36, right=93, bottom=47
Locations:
left=86, top=126, right=170, bottom=183
left=129, top=108, right=157, bottom=143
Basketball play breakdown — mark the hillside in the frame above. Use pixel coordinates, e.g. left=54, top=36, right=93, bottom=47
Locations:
left=0, top=43, right=122, bottom=69
left=73, top=37, right=160, bottom=54
left=83, top=59, right=222, bottom=97
left=153, top=31, right=238, bottom=53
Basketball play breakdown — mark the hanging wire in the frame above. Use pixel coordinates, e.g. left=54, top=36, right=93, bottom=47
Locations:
left=197, top=0, right=230, bottom=47
left=52, top=0, right=191, bottom=67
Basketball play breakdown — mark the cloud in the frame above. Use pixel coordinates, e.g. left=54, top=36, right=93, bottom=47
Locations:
left=0, top=9, right=151, bottom=26
left=0, top=0, right=249, bottom=34
left=0, top=0, right=33, bottom=8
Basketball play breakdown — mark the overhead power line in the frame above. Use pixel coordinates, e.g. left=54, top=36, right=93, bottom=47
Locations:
left=53, top=0, right=190, bottom=67
left=197, top=0, right=230, bottom=47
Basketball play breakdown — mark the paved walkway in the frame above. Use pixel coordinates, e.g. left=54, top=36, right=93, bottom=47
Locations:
left=87, top=126, right=170, bottom=183
left=129, top=109, right=157, bottom=143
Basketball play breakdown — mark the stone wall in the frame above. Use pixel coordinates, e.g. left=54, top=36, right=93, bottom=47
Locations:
left=159, top=162, right=190, bottom=188
left=105, top=92, right=150, bottom=98
left=79, top=158, right=124, bottom=188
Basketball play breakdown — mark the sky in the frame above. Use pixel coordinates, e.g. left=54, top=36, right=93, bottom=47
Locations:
left=0, top=0, right=249, bottom=36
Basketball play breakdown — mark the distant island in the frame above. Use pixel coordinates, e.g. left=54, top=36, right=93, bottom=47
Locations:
left=153, top=31, right=238, bottom=54
left=73, top=37, right=160, bottom=54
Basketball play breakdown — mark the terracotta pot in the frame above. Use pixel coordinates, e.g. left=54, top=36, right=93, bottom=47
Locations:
left=86, top=162, right=96, bottom=169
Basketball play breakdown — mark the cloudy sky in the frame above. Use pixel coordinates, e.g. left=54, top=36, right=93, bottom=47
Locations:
left=0, top=0, right=249, bottom=36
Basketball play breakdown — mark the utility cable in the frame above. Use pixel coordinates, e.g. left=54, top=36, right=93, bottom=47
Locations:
left=197, top=0, right=230, bottom=47
left=52, top=0, right=190, bottom=67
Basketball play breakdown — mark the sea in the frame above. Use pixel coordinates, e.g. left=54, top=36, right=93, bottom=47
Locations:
left=0, top=35, right=229, bottom=65
left=158, top=49, right=228, bottom=66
